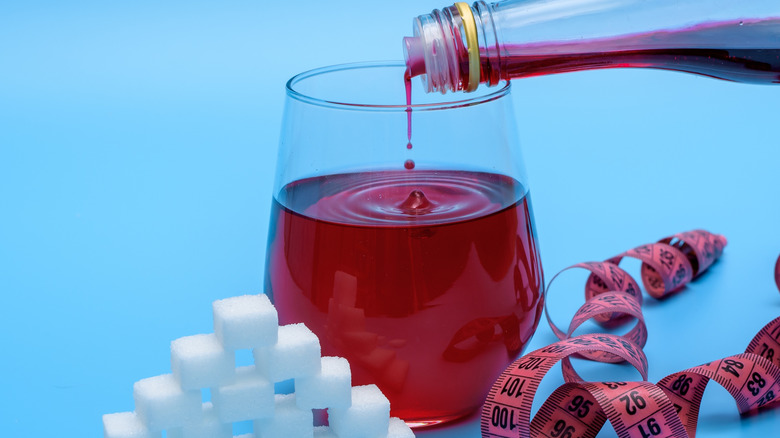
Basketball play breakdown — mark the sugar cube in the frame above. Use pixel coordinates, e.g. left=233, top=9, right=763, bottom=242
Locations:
left=212, top=365, right=274, bottom=423
left=356, top=347, right=396, bottom=372
left=213, top=294, right=278, bottom=350
left=133, top=374, right=201, bottom=431
left=295, top=356, right=352, bottom=409
left=338, top=329, right=378, bottom=354
left=387, top=417, right=415, bottom=438
left=329, top=385, right=390, bottom=438
left=313, top=426, right=338, bottom=438
left=167, top=402, right=231, bottom=438
left=333, top=271, right=357, bottom=305
left=253, top=393, right=313, bottom=438
left=327, top=299, right=369, bottom=335
left=380, top=358, right=410, bottom=393
left=103, top=411, right=158, bottom=438
left=253, top=323, right=321, bottom=382
left=171, top=333, right=235, bottom=390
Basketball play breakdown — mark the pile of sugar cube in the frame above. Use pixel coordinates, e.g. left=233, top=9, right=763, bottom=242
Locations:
left=103, top=294, right=414, bottom=438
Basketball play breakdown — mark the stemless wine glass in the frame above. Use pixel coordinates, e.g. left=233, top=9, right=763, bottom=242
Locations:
left=265, top=61, right=544, bottom=428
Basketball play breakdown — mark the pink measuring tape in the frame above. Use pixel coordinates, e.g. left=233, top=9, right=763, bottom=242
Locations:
left=481, top=230, right=780, bottom=437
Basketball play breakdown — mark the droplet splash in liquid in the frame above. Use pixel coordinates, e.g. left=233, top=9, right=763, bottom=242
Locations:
left=399, top=189, right=435, bottom=215
left=290, top=170, right=517, bottom=226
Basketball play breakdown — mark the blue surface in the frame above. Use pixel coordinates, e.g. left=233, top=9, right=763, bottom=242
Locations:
left=1, top=1, right=779, bottom=436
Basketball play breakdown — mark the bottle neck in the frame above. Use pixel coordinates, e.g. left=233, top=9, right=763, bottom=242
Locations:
left=404, top=1, right=499, bottom=93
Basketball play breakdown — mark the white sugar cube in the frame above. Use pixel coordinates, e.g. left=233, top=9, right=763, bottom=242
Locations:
left=103, top=411, right=158, bottom=438
left=379, top=358, right=410, bottom=394
left=333, top=271, right=358, bottom=305
left=388, top=417, right=415, bottom=438
left=167, top=402, right=231, bottom=438
left=212, top=365, right=274, bottom=423
left=329, top=385, right=390, bottom=438
left=295, top=356, right=352, bottom=409
left=133, top=374, right=201, bottom=431
left=213, top=294, right=278, bottom=350
left=339, top=329, right=378, bottom=354
left=253, top=323, right=321, bottom=382
left=313, top=426, right=338, bottom=438
left=171, top=333, right=235, bottom=390
left=253, top=393, right=313, bottom=438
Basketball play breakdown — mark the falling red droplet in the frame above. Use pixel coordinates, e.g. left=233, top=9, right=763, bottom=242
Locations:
left=404, top=159, right=415, bottom=170
left=407, top=142, right=413, bottom=150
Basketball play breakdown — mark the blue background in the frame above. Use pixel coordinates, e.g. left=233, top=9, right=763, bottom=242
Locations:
left=1, top=1, right=779, bottom=436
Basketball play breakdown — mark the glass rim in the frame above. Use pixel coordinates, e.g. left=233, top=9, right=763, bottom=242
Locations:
left=285, top=61, right=511, bottom=111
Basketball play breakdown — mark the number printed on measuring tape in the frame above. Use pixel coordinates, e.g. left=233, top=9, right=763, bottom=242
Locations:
left=482, top=230, right=780, bottom=437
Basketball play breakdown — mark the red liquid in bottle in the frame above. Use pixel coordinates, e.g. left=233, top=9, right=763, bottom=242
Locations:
left=265, top=169, right=544, bottom=425
left=482, top=19, right=780, bottom=84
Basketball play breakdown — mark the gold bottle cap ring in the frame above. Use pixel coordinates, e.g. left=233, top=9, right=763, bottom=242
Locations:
left=454, top=2, right=480, bottom=92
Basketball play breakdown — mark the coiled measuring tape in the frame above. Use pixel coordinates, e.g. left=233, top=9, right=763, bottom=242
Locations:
left=482, top=230, right=780, bottom=438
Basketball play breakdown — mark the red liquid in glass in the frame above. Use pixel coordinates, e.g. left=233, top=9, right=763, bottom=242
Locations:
left=265, top=169, right=544, bottom=426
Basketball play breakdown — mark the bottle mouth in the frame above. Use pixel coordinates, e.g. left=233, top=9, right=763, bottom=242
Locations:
left=403, top=37, right=427, bottom=78
left=403, top=3, right=481, bottom=93
left=285, top=61, right=509, bottom=111
left=405, top=9, right=461, bottom=94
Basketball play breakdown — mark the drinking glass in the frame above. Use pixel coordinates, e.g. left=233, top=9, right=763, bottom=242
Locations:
left=265, top=61, right=544, bottom=427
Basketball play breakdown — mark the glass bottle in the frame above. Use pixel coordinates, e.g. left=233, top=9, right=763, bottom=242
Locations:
left=404, top=0, right=780, bottom=93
